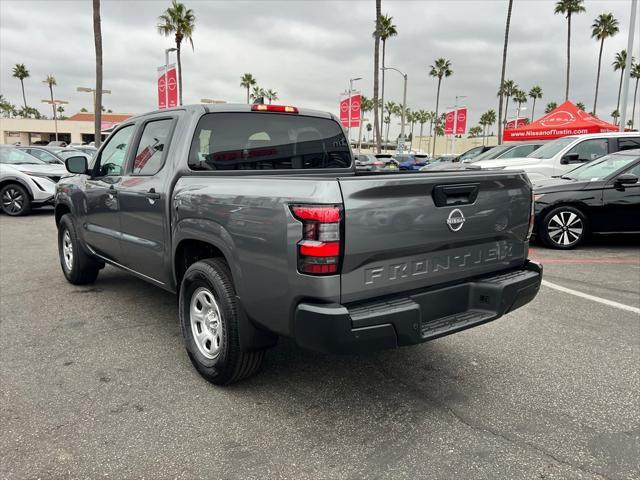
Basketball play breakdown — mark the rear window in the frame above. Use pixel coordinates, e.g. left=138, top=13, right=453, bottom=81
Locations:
left=188, top=112, right=351, bottom=171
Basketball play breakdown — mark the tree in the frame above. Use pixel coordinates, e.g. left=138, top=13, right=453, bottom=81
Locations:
left=93, top=0, right=103, bottom=147
left=265, top=89, right=278, bottom=104
left=250, top=86, right=266, bottom=102
left=554, top=0, right=586, bottom=101
left=591, top=13, right=619, bottom=114
left=12, top=64, right=29, bottom=110
left=498, top=79, right=517, bottom=126
left=545, top=102, right=558, bottom=114
left=416, top=110, right=429, bottom=152
left=358, top=96, right=374, bottom=150
left=512, top=89, right=527, bottom=118
left=528, top=86, right=543, bottom=121
left=613, top=50, right=634, bottom=125
left=611, top=109, right=620, bottom=123
left=384, top=101, right=397, bottom=149
left=0, top=95, right=17, bottom=118
left=372, top=0, right=382, bottom=153
left=630, top=62, right=640, bottom=129
left=481, top=109, right=497, bottom=145
left=80, top=107, right=88, bottom=112
left=469, top=126, right=483, bottom=138
left=576, top=102, right=586, bottom=111
left=429, top=58, right=453, bottom=156
left=44, top=74, right=58, bottom=140
left=240, top=73, right=257, bottom=104
left=497, top=0, right=514, bottom=145
left=366, top=123, right=372, bottom=142
left=376, top=13, right=397, bottom=149
left=158, top=0, right=195, bottom=106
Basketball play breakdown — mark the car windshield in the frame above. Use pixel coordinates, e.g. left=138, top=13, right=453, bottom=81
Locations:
left=0, top=147, right=46, bottom=165
left=563, top=153, right=640, bottom=180
left=467, top=145, right=512, bottom=162
left=58, top=150, right=89, bottom=160
left=527, top=136, right=577, bottom=159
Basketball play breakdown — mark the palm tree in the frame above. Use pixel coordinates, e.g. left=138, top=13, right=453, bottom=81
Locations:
left=497, top=0, right=514, bottom=145
left=265, top=89, right=278, bottom=104
left=44, top=74, right=57, bottom=127
left=429, top=58, right=453, bottom=156
left=93, top=0, right=104, bottom=147
left=469, top=126, right=483, bottom=138
left=554, top=0, right=586, bottom=101
left=611, top=109, right=620, bottom=123
left=591, top=13, right=619, bottom=115
left=157, top=0, right=196, bottom=106
left=545, top=102, right=558, bottom=114
left=250, top=86, right=266, bottom=102
left=366, top=123, right=372, bottom=142
left=630, top=62, right=640, bottom=129
left=482, top=109, right=497, bottom=144
left=576, top=102, right=586, bottom=111
left=416, top=110, right=429, bottom=152
left=12, top=64, right=29, bottom=110
left=376, top=13, right=397, bottom=143
left=512, top=89, right=527, bottom=121
left=479, top=112, right=489, bottom=145
left=613, top=50, right=634, bottom=124
left=498, top=79, right=517, bottom=127
left=372, top=0, right=382, bottom=153
left=240, top=73, right=257, bottom=104
left=358, top=96, right=374, bottom=150
left=528, top=86, right=543, bottom=121
left=384, top=101, right=397, bottom=149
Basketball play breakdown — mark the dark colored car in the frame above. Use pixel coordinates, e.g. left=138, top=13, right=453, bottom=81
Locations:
left=533, top=149, right=640, bottom=249
left=354, top=154, right=398, bottom=172
left=54, top=103, right=541, bottom=385
left=457, top=145, right=493, bottom=162
left=395, top=153, right=428, bottom=170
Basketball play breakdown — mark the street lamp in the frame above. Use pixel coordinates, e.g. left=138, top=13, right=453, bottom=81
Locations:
left=41, top=99, right=68, bottom=142
left=382, top=67, right=408, bottom=153
left=77, top=86, right=111, bottom=112
left=163, top=48, right=178, bottom=108
left=346, top=77, right=362, bottom=143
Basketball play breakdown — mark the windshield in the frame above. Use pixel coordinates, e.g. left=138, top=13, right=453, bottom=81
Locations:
left=58, top=150, right=89, bottom=160
left=0, top=147, right=46, bottom=165
left=467, top=145, right=512, bottom=162
left=527, top=136, right=576, bottom=159
left=563, top=153, right=640, bottom=180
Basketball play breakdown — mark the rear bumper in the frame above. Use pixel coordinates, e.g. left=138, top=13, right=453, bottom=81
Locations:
left=294, top=261, right=542, bottom=354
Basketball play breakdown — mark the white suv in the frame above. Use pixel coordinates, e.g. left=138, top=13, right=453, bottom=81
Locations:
left=473, top=132, right=640, bottom=180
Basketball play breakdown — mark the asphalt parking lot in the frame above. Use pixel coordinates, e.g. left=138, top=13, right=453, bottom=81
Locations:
left=1, top=209, right=638, bottom=480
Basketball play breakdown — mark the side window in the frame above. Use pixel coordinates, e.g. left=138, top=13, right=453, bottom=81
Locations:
left=30, top=149, right=57, bottom=163
left=626, top=163, right=640, bottom=177
left=132, top=119, right=173, bottom=175
left=566, top=139, right=609, bottom=162
left=617, top=137, right=640, bottom=152
left=502, top=145, right=535, bottom=158
left=95, top=125, right=135, bottom=176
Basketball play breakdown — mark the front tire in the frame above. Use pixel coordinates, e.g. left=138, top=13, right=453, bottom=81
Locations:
left=539, top=206, right=588, bottom=249
left=58, top=214, right=101, bottom=284
left=179, top=258, right=265, bottom=385
left=0, top=183, right=31, bottom=216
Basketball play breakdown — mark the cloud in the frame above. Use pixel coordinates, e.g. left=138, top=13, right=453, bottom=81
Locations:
left=1, top=0, right=637, bottom=138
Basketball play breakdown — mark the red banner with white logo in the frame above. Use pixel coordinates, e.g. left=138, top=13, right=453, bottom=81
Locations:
left=339, top=93, right=360, bottom=128
left=444, top=108, right=467, bottom=134
left=158, top=64, right=178, bottom=109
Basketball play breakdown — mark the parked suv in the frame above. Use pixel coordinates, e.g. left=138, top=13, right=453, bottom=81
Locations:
left=55, top=104, right=542, bottom=385
left=473, top=132, right=640, bottom=180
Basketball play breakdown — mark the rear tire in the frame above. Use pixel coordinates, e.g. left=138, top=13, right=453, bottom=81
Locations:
left=539, top=205, right=588, bottom=249
left=0, top=183, right=31, bottom=216
left=179, top=258, right=265, bottom=385
left=58, top=214, right=101, bottom=284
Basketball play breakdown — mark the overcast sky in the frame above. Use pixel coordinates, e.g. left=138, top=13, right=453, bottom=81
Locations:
left=1, top=0, right=638, bottom=137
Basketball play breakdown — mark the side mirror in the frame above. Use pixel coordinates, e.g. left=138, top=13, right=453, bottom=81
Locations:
left=561, top=153, right=580, bottom=164
left=615, top=173, right=639, bottom=186
left=65, top=156, right=88, bottom=174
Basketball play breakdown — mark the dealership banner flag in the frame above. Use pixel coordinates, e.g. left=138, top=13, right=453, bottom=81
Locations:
left=444, top=108, right=467, bottom=134
left=339, top=93, right=361, bottom=128
left=157, top=63, right=178, bottom=110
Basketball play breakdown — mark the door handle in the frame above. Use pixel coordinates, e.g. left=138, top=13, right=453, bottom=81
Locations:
left=145, top=188, right=161, bottom=200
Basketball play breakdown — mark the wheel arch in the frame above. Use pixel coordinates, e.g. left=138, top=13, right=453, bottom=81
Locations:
left=537, top=200, right=590, bottom=230
left=55, top=202, right=72, bottom=226
left=0, top=176, right=34, bottom=200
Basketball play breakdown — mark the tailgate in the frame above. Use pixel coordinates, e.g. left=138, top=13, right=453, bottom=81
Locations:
left=338, top=172, right=531, bottom=303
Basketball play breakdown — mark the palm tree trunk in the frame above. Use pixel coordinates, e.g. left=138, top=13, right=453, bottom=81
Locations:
left=504, top=95, right=510, bottom=128
left=616, top=69, right=624, bottom=123
left=357, top=110, right=364, bottom=152
left=497, top=0, right=513, bottom=146
left=20, top=80, right=27, bottom=110
left=632, top=77, right=639, bottom=129
left=427, top=119, right=433, bottom=153
left=593, top=38, right=604, bottom=115
left=380, top=41, right=386, bottom=151
left=176, top=40, right=183, bottom=106
left=373, top=0, right=381, bottom=153
left=246, top=87, right=250, bottom=104
left=93, top=0, right=103, bottom=148
left=49, top=84, right=58, bottom=141
left=419, top=123, right=424, bottom=152
left=565, top=13, right=571, bottom=101
left=432, top=78, right=442, bottom=157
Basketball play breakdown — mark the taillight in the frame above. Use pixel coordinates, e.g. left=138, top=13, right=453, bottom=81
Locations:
left=251, top=104, right=299, bottom=114
left=371, top=161, right=385, bottom=166
left=527, top=189, right=535, bottom=240
left=290, top=204, right=342, bottom=275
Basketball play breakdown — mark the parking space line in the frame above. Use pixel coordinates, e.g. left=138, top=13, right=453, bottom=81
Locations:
left=541, top=280, right=640, bottom=315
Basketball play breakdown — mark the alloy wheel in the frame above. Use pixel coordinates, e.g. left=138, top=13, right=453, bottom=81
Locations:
left=2, top=187, right=24, bottom=214
left=547, top=210, right=583, bottom=247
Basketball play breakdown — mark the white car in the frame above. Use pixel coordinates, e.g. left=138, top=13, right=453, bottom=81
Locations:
left=0, top=145, right=68, bottom=216
left=473, top=132, right=640, bottom=180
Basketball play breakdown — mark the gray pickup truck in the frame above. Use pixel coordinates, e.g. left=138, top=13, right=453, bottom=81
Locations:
left=55, top=104, right=542, bottom=385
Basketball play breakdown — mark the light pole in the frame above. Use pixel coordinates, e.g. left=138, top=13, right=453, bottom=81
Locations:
left=164, top=48, right=177, bottom=109
left=448, top=95, right=467, bottom=155
left=382, top=67, right=408, bottom=153
left=347, top=77, right=362, bottom=144
left=77, top=86, right=111, bottom=112
left=619, top=0, right=637, bottom=131
left=41, top=99, right=68, bottom=142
